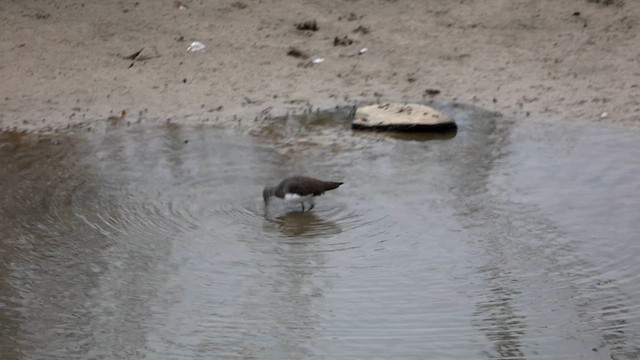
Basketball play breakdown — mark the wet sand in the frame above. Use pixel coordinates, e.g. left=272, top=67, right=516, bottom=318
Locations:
left=1, top=0, right=639, bottom=133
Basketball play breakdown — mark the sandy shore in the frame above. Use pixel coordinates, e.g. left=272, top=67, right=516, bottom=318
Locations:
left=1, top=0, right=638, bottom=133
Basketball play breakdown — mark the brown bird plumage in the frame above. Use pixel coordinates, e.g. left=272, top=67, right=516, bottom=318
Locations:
left=263, top=175, right=343, bottom=211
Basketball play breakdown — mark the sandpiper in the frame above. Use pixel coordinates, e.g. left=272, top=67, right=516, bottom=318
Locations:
left=263, top=175, right=343, bottom=211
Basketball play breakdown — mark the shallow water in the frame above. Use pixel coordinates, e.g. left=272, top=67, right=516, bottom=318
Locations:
left=1, top=104, right=639, bottom=359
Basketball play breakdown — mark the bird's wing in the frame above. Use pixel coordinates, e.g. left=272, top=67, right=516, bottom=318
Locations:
left=284, top=177, right=325, bottom=196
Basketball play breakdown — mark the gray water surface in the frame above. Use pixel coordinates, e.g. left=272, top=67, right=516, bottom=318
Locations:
left=1, top=105, right=639, bottom=359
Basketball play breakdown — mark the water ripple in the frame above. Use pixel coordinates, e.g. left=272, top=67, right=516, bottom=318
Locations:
left=3, top=109, right=640, bottom=359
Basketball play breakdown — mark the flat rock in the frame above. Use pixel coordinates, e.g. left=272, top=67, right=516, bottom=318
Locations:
left=352, top=103, right=456, bottom=132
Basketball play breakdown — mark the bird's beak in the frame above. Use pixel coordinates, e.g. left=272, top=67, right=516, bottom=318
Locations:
left=263, top=186, right=273, bottom=205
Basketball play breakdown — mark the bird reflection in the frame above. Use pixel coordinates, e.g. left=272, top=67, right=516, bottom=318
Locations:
left=265, top=209, right=342, bottom=238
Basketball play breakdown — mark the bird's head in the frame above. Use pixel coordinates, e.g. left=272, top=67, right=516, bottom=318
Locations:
left=263, top=186, right=275, bottom=204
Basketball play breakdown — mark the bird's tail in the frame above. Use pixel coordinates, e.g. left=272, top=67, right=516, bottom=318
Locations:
left=323, top=181, right=343, bottom=191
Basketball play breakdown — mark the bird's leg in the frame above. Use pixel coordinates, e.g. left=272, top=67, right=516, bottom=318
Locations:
left=308, top=199, right=315, bottom=211
left=301, top=203, right=305, bottom=212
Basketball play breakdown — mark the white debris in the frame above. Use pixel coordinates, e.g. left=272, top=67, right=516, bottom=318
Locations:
left=312, top=58, right=325, bottom=64
left=600, top=112, right=608, bottom=118
left=359, top=48, right=368, bottom=55
left=186, top=41, right=205, bottom=52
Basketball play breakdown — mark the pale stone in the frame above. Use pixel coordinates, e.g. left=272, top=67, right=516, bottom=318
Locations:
left=352, top=103, right=456, bottom=132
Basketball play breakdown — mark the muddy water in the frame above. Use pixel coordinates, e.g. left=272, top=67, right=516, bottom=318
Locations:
left=1, top=104, right=640, bottom=360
